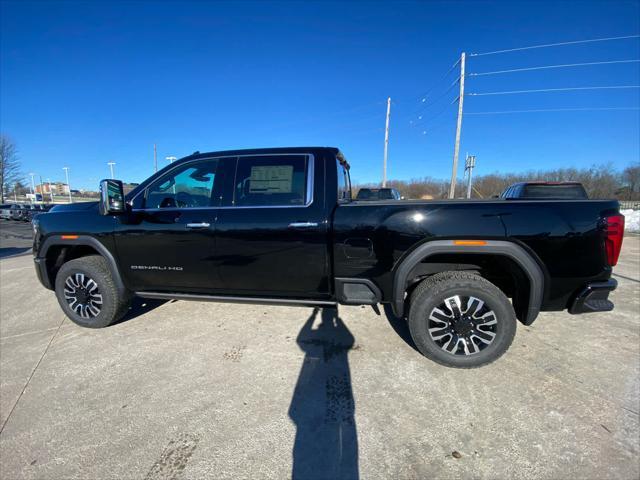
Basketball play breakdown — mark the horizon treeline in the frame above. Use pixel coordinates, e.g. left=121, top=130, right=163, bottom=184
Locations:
left=352, top=163, right=640, bottom=200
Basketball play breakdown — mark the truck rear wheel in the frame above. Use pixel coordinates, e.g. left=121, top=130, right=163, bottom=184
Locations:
left=408, top=271, right=516, bottom=368
left=55, top=255, right=131, bottom=328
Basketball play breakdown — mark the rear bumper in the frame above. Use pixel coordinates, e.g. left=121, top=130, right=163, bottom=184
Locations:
left=569, top=279, right=617, bottom=314
left=34, top=257, right=53, bottom=290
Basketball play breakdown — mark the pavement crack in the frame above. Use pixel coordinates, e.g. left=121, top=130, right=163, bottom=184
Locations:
left=0, top=326, right=60, bottom=341
left=613, top=273, right=640, bottom=283
left=0, top=316, right=66, bottom=436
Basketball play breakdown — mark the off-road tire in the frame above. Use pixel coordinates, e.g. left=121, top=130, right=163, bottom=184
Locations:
left=55, top=255, right=131, bottom=328
left=408, top=271, right=516, bottom=368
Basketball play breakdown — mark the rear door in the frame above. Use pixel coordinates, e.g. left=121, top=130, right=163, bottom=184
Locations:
left=214, top=153, right=330, bottom=298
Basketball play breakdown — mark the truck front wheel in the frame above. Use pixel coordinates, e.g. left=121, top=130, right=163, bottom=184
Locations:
left=54, top=255, right=131, bottom=328
left=408, top=271, right=516, bottom=368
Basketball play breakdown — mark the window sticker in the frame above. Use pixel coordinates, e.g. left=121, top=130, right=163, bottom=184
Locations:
left=249, top=165, right=294, bottom=193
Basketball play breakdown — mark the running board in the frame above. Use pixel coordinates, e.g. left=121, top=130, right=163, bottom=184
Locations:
left=135, top=291, right=337, bottom=308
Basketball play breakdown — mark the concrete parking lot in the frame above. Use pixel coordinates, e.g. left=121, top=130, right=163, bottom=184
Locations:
left=0, top=228, right=638, bottom=479
left=0, top=220, right=33, bottom=258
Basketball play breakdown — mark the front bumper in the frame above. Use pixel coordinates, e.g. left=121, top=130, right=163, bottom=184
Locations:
left=569, top=279, right=617, bottom=314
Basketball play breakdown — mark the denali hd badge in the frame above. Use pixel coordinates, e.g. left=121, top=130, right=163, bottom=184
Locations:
left=130, top=265, right=184, bottom=271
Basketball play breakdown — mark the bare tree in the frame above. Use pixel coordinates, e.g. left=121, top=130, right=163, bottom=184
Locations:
left=0, top=135, right=22, bottom=203
left=622, top=164, right=640, bottom=200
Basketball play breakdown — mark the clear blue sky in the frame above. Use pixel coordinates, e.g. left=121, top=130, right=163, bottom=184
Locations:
left=1, top=0, right=639, bottom=190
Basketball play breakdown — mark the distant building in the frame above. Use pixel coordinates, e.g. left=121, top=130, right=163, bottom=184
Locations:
left=35, top=182, right=70, bottom=195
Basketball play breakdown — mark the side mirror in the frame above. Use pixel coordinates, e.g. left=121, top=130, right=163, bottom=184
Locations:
left=99, top=179, right=125, bottom=215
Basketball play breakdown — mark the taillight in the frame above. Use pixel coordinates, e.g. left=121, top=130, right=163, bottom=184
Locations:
left=604, top=214, right=625, bottom=267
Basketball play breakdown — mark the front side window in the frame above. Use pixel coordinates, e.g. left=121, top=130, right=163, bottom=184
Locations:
left=234, top=155, right=308, bottom=207
left=145, top=159, right=218, bottom=209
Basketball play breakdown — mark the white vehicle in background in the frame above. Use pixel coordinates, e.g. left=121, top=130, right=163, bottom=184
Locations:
left=0, top=204, right=18, bottom=220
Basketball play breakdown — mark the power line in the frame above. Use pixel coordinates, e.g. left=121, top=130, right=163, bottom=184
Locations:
left=469, top=59, right=640, bottom=76
left=467, top=85, right=640, bottom=96
left=417, top=76, right=460, bottom=110
left=410, top=97, right=457, bottom=127
left=415, top=58, right=460, bottom=102
left=465, top=107, right=640, bottom=115
left=396, top=74, right=459, bottom=123
left=470, top=34, right=640, bottom=57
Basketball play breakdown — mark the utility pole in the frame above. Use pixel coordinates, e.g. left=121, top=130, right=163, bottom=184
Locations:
left=14, top=183, right=17, bottom=202
left=448, top=52, right=466, bottom=199
left=63, top=167, right=72, bottom=203
left=382, top=97, right=391, bottom=187
left=108, top=161, right=116, bottom=178
left=154, top=144, right=158, bottom=172
left=465, top=154, right=476, bottom=199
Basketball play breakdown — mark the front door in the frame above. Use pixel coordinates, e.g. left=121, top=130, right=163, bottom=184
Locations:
left=115, top=157, right=225, bottom=292
left=214, top=153, right=330, bottom=298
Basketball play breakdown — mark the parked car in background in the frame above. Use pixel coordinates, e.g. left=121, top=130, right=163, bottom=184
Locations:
left=356, top=187, right=403, bottom=200
left=501, top=182, right=588, bottom=200
left=9, top=204, right=27, bottom=220
left=0, top=204, right=14, bottom=220
left=26, top=204, right=53, bottom=222
left=19, top=204, right=34, bottom=221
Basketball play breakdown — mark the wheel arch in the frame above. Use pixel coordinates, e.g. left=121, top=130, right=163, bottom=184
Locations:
left=39, top=235, right=126, bottom=296
left=392, top=240, right=544, bottom=325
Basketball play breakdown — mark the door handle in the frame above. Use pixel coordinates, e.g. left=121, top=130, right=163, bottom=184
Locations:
left=186, top=222, right=211, bottom=229
left=288, top=222, right=319, bottom=228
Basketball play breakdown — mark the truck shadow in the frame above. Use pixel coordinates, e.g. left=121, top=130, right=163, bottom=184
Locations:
left=382, top=304, right=419, bottom=353
left=289, top=307, right=359, bottom=480
left=113, top=297, right=168, bottom=325
left=0, top=246, right=32, bottom=258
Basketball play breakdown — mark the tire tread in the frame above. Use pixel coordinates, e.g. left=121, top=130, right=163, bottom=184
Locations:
left=408, top=271, right=516, bottom=368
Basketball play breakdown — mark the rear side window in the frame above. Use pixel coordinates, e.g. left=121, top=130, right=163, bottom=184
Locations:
left=234, top=155, right=309, bottom=207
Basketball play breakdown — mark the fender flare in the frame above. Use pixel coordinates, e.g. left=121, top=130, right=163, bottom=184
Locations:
left=392, top=240, right=544, bottom=325
left=39, top=235, right=127, bottom=296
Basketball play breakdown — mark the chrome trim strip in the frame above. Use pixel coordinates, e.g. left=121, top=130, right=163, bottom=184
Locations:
left=306, top=155, right=314, bottom=206
left=288, top=222, right=319, bottom=228
left=136, top=291, right=336, bottom=307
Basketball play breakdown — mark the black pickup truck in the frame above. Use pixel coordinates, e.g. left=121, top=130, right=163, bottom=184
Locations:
left=32, top=147, right=625, bottom=368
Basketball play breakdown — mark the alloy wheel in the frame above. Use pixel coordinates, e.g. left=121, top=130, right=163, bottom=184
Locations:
left=428, top=295, right=498, bottom=355
left=64, top=273, right=103, bottom=319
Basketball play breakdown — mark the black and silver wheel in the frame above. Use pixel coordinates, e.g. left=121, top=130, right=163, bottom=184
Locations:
left=63, top=273, right=104, bottom=319
left=428, top=295, right=498, bottom=356
left=408, top=271, right=516, bottom=368
left=55, top=255, right=131, bottom=328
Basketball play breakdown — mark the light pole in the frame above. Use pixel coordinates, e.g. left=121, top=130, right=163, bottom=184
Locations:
left=108, top=161, right=116, bottom=178
left=29, top=172, right=36, bottom=195
left=63, top=167, right=73, bottom=203
left=47, top=178, right=54, bottom=202
left=14, top=182, right=18, bottom=202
